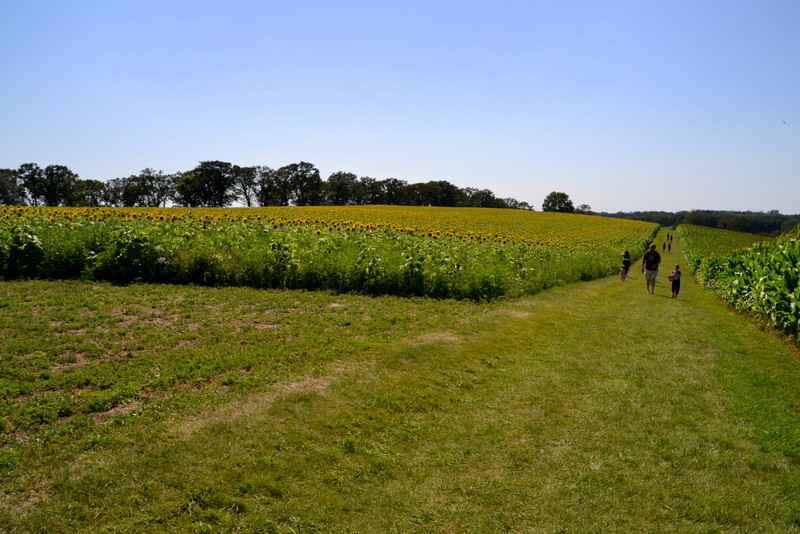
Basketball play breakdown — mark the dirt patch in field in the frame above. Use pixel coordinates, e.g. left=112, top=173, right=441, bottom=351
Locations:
left=410, top=332, right=464, bottom=345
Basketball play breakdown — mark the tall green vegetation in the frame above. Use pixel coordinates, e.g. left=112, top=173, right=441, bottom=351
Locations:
left=0, top=207, right=657, bottom=302
left=679, top=224, right=799, bottom=344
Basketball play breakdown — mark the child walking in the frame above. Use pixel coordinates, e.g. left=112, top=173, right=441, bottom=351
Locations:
left=620, top=250, right=631, bottom=281
left=669, top=264, right=682, bottom=298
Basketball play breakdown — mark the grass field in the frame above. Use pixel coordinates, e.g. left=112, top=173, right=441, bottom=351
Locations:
left=1, top=230, right=799, bottom=532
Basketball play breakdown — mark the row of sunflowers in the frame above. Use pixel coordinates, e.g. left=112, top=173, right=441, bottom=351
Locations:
left=1, top=205, right=658, bottom=301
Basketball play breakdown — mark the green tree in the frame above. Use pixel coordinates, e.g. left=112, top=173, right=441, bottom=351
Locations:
left=268, top=166, right=296, bottom=206
left=718, top=215, right=749, bottom=232
left=232, top=166, right=258, bottom=207
left=423, top=180, right=465, bottom=207
left=106, top=173, right=155, bottom=207
left=137, top=169, right=175, bottom=207
left=102, top=178, right=126, bottom=207
left=682, top=210, right=714, bottom=227
left=542, top=191, right=574, bottom=213
left=292, top=162, right=323, bottom=206
left=379, top=178, right=409, bottom=205
left=358, top=176, right=383, bottom=204
left=273, top=162, right=322, bottom=206
left=401, top=182, right=426, bottom=205
left=325, top=171, right=360, bottom=205
left=503, top=198, right=533, bottom=210
left=0, top=168, right=23, bottom=205
left=463, top=188, right=506, bottom=208
left=253, top=166, right=279, bottom=206
left=119, top=174, right=147, bottom=207
left=174, top=171, right=203, bottom=207
left=42, top=165, right=79, bottom=206
left=18, top=163, right=44, bottom=206
left=73, top=179, right=106, bottom=207
left=175, top=161, right=236, bottom=207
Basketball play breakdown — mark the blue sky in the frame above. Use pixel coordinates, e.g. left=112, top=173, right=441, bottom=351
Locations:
left=2, top=0, right=798, bottom=213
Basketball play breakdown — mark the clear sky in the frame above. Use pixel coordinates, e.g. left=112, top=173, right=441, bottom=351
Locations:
left=2, top=0, right=798, bottom=214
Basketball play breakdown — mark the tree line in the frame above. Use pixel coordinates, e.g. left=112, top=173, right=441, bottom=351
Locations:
left=0, top=161, right=533, bottom=210
left=600, top=209, right=800, bottom=235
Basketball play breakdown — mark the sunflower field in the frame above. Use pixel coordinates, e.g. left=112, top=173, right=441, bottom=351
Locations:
left=1, top=206, right=657, bottom=301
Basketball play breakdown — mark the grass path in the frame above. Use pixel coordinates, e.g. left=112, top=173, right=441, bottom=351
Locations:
left=4, top=231, right=800, bottom=533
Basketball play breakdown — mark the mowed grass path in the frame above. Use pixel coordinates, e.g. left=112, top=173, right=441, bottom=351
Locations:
left=3, top=232, right=799, bottom=532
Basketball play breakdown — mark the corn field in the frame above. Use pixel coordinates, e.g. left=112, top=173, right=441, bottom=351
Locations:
left=679, top=223, right=799, bottom=344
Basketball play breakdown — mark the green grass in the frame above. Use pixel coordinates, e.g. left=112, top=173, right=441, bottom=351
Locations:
left=1, top=232, right=799, bottom=532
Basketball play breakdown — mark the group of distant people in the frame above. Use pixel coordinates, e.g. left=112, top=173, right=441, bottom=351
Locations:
left=619, top=233, right=681, bottom=298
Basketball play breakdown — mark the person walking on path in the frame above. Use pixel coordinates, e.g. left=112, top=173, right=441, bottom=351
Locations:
left=642, top=243, right=661, bottom=294
left=669, top=264, right=682, bottom=298
left=620, top=250, right=632, bottom=281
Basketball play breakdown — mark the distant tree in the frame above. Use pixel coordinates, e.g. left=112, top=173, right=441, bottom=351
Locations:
left=287, top=162, right=323, bottom=206
left=253, top=166, right=279, bottom=206
left=380, top=178, right=409, bottom=205
left=102, top=178, right=126, bottom=207
left=358, top=176, right=382, bottom=204
left=0, top=168, right=23, bottom=205
left=464, top=188, right=506, bottom=208
left=42, top=165, right=78, bottom=206
left=73, top=179, right=106, bottom=207
left=401, top=183, right=426, bottom=206
left=268, top=166, right=295, bottom=206
left=603, top=211, right=680, bottom=227
left=127, top=175, right=149, bottom=207
left=174, top=171, right=203, bottom=207
left=425, top=180, right=465, bottom=207
left=460, top=187, right=478, bottom=207
left=503, top=198, right=533, bottom=210
left=542, top=191, right=574, bottom=213
left=107, top=174, right=147, bottom=207
left=260, top=163, right=323, bottom=206
left=106, top=169, right=172, bottom=208
left=325, top=171, right=360, bottom=205
left=575, top=204, right=592, bottom=214
left=18, top=163, right=44, bottom=206
left=232, top=165, right=258, bottom=207
left=138, top=168, right=174, bottom=207
left=175, top=161, right=236, bottom=207
left=781, top=218, right=800, bottom=233
left=682, top=210, right=714, bottom=227
left=718, top=215, right=749, bottom=232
